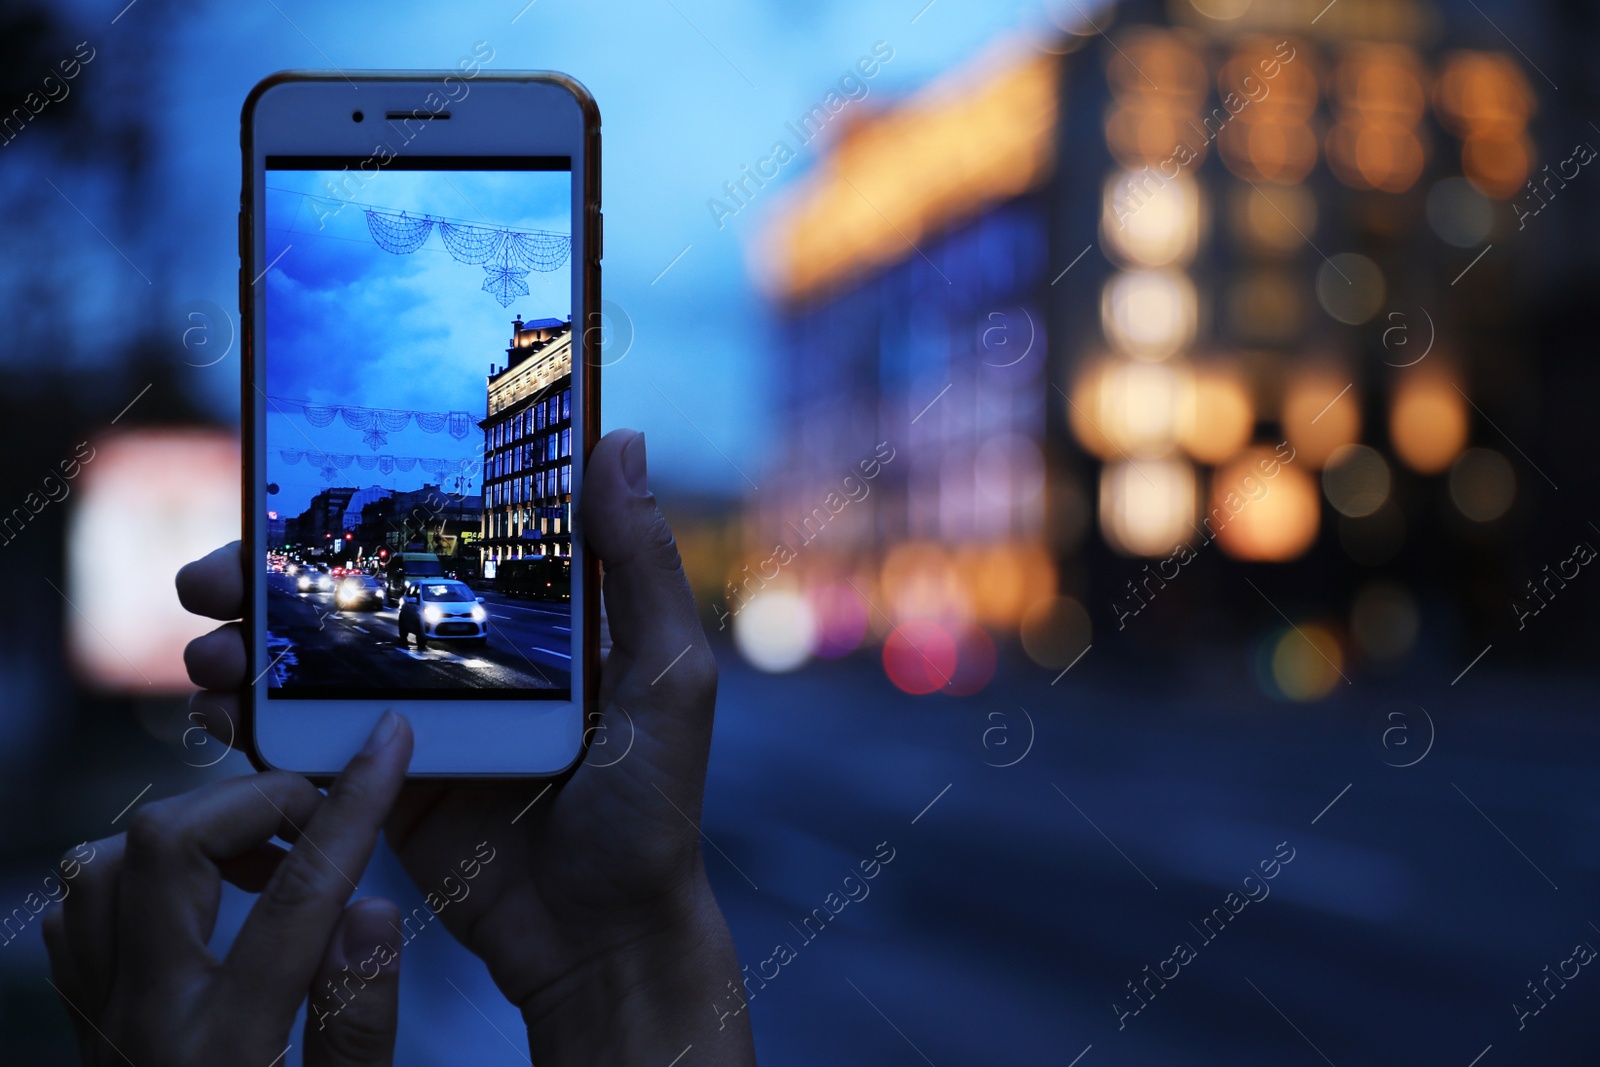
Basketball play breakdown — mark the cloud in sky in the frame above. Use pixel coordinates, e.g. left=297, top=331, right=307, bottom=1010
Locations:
left=264, top=166, right=570, bottom=514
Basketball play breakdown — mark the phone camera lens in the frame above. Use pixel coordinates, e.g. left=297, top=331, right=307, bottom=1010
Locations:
left=352, top=110, right=364, bottom=123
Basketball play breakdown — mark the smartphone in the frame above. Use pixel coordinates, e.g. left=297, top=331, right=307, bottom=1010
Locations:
left=240, top=68, right=600, bottom=777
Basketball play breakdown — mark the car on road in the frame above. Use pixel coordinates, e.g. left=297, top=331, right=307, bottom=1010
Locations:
left=397, top=579, right=489, bottom=649
left=385, top=551, right=446, bottom=607
left=335, top=573, right=384, bottom=611
left=296, top=565, right=334, bottom=594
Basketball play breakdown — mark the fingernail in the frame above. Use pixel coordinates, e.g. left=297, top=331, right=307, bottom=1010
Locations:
left=621, top=431, right=648, bottom=494
left=361, top=710, right=398, bottom=756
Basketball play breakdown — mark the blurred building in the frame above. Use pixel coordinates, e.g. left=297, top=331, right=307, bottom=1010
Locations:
left=749, top=0, right=1544, bottom=696
left=479, top=316, right=574, bottom=575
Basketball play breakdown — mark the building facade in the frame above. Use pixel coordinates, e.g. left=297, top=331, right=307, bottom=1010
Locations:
left=479, top=316, right=574, bottom=575
left=750, top=0, right=1543, bottom=691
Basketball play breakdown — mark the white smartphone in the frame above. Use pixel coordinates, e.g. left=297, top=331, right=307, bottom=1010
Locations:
left=240, top=67, right=600, bottom=778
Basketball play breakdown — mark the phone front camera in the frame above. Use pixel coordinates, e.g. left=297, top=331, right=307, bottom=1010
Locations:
left=352, top=110, right=364, bottom=123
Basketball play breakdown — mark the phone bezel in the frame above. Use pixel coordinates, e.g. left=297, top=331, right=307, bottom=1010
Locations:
left=240, top=70, right=601, bottom=779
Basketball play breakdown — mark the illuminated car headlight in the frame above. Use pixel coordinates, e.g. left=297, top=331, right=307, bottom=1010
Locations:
left=471, top=605, right=487, bottom=622
left=422, top=605, right=442, bottom=624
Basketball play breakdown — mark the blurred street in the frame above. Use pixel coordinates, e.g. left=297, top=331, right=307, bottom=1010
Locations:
left=695, top=651, right=1600, bottom=1067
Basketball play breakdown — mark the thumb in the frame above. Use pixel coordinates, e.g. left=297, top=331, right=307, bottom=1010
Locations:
left=579, top=429, right=714, bottom=697
left=302, top=898, right=402, bottom=1067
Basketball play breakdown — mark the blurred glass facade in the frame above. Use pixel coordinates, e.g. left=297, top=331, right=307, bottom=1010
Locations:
left=743, top=0, right=1555, bottom=699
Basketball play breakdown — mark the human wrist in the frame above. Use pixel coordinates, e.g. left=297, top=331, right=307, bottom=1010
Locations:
left=518, top=870, right=756, bottom=1065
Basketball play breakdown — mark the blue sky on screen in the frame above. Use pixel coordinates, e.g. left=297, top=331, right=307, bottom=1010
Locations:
left=264, top=167, right=570, bottom=513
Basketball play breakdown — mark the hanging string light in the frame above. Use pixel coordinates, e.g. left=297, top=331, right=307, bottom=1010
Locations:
left=277, top=450, right=479, bottom=483
left=362, top=208, right=571, bottom=307
left=268, top=398, right=477, bottom=450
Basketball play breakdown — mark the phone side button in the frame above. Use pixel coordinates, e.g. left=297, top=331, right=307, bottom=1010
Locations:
left=596, top=211, right=603, bottom=263
left=238, top=210, right=245, bottom=263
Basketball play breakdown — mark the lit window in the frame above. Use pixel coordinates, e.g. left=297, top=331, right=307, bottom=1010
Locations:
left=560, top=464, right=571, bottom=493
left=536, top=402, right=546, bottom=430
left=562, top=390, right=571, bottom=420
left=560, top=428, right=571, bottom=457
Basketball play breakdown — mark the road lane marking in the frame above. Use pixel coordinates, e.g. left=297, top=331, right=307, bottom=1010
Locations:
left=531, top=646, right=572, bottom=659
left=352, top=625, right=368, bottom=633
left=480, top=600, right=569, bottom=618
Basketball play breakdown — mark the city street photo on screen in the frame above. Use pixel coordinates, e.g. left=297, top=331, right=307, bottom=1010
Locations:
left=262, top=159, right=574, bottom=700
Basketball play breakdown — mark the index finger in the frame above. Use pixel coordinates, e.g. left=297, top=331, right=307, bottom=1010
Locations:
left=220, top=711, right=413, bottom=1023
left=177, top=540, right=244, bottom=621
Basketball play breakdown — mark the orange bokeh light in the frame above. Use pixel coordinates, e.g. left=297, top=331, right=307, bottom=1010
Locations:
left=1390, top=372, right=1470, bottom=474
left=1282, top=371, right=1361, bottom=469
left=1212, top=447, right=1321, bottom=563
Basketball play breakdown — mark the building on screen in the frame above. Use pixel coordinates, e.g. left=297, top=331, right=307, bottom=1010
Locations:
left=479, top=315, right=574, bottom=577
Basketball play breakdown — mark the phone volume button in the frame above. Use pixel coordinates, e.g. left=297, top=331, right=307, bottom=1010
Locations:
left=596, top=211, right=603, bottom=262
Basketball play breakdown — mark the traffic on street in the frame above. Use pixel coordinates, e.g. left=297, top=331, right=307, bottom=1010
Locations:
left=264, top=565, right=570, bottom=692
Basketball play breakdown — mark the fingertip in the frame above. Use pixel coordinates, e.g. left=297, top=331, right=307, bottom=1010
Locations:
left=176, top=540, right=245, bottom=620
left=182, top=622, right=246, bottom=691
left=341, top=897, right=403, bottom=973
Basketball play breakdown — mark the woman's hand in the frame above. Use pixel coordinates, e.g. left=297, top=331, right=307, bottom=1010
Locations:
left=43, top=714, right=415, bottom=1066
left=178, top=429, right=757, bottom=1065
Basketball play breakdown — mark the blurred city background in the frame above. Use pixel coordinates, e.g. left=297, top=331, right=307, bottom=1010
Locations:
left=3, top=0, right=1598, bottom=1063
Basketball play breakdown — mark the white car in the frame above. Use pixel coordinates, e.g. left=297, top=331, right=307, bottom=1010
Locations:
left=397, top=579, right=488, bottom=649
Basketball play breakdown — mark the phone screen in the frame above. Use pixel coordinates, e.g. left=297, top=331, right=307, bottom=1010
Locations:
left=261, top=155, right=574, bottom=702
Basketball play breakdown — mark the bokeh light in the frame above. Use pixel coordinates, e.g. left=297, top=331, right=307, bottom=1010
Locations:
left=1270, top=623, right=1345, bottom=701
left=1179, top=368, right=1255, bottom=464
left=1212, top=446, right=1320, bottom=562
left=1315, top=253, right=1386, bottom=325
left=1100, top=458, right=1197, bottom=558
left=1326, top=44, right=1428, bottom=193
left=882, top=542, right=971, bottom=624
left=945, top=623, right=998, bottom=696
left=1232, top=183, right=1317, bottom=255
left=1019, top=595, right=1093, bottom=669
left=732, top=590, right=816, bottom=673
left=1075, top=358, right=1187, bottom=458
left=1390, top=372, right=1469, bottom=474
left=1217, top=37, right=1320, bottom=184
left=1101, top=169, right=1202, bottom=268
left=1102, top=268, right=1198, bottom=360
left=1435, top=50, right=1536, bottom=199
left=1449, top=447, right=1516, bottom=521
left=1322, top=444, right=1392, bottom=518
left=958, top=542, right=1057, bottom=628
left=807, top=581, right=870, bottom=658
left=1283, top=370, right=1361, bottom=468
left=883, top=619, right=958, bottom=695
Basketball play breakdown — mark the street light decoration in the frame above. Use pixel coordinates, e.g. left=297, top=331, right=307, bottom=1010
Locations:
left=277, top=449, right=477, bottom=483
left=275, top=398, right=477, bottom=449
left=363, top=208, right=571, bottom=308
